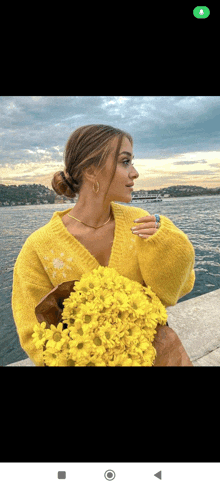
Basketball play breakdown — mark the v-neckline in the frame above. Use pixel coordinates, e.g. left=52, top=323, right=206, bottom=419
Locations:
left=59, top=202, right=117, bottom=268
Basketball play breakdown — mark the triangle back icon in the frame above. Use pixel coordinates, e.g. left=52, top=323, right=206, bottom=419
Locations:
left=154, top=471, right=162, bottom=480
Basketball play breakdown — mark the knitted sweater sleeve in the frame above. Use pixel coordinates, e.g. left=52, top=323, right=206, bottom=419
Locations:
left=11, top=236, right=54, bottom=366
left=136, top=214, right=196, bottom=307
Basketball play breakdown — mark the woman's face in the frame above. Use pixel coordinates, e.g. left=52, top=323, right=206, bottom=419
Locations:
left=106, top=136, right=139, bottom=202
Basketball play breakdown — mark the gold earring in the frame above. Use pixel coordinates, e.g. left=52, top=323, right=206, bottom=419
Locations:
left=93, top=181, right=100, bottom=193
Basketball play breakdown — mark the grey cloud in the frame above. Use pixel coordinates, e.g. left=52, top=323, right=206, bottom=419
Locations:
left=1, top=96, right=220, bottom=168
left=173, top=160, right=208, bottom=166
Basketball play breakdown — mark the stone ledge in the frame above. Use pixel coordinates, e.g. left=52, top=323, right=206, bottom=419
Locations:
left=6, top=358, right=35, bottom=366
left=166, top=288, right=220, bottom=366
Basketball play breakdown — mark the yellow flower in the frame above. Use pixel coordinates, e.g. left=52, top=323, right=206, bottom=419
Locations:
left=86, top=351, right=107, bottom=366
left=68, top=335, right=95, bottom=365
left=142, top=344, right=157, bottom=366
left=68, top=324, right=81, bottom=337
left=129, top=292, right=151, bottom=317
left=43, top=346, right=68, bottom=366
left=110, top=290, right=130, bottom=311
left=126, top=344, right=143, bottom=363
left=86, top=357, right=106, bottom=366
left=116, top=309, right=134, bottom=324
left=131, top=359, right=142, bottom=366
left=123, top=324, right=141, bottom=348
left=98, top=323, right=120, bottom=348
left=32, top=321, right=48, bottom=349
left=72, top=272, right=102, bottom=299
left=142, top=326, right=157, bottom=343
left=108, top=352, right=133, bottom=366
left=95, top=288, right=117, bottom=311
left=44, top=323, right=70, bottom=351
left=137, top=334, right=151, bottom=351
left=73, top=304, right=99, bottom=329
left=102, top=342, right=126, bottom=364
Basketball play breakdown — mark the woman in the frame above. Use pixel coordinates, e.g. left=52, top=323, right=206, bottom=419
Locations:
left=12, top=124, right=195, bottom=366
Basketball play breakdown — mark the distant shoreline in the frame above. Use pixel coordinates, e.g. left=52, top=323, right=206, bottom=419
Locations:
left=1, top=194, right=220, bottom=208
left=0, top=182, right=220, bottom=208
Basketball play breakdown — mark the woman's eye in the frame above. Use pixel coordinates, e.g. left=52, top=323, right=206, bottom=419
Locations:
left=122, top=160, right=134, bottom=166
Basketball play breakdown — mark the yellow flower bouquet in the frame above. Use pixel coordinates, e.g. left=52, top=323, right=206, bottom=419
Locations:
left=32, top=265, right=168, bottom=366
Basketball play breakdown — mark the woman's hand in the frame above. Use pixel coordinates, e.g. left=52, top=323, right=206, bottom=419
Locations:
left=131, top=215, right=160, bottom=239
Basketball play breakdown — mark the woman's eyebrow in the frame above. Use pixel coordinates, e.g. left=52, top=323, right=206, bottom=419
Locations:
left=119, top=151, right=134, bottom=157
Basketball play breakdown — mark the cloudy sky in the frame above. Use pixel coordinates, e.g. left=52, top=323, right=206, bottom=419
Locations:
left=1, top=95, right=220, bottom=190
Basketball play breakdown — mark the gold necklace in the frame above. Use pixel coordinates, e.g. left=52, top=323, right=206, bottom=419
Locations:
left=67, top=210, right=112, bottom=229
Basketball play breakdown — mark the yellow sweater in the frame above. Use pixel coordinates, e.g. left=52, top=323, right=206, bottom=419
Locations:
left=11, top=202, right=195, bottom=366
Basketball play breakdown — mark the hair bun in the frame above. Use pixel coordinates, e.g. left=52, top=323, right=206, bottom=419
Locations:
left=60, top=171, right=76, bottom=191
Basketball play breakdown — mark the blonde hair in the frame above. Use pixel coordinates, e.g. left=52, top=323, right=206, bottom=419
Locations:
left=51, top=124, right=133, bottom=201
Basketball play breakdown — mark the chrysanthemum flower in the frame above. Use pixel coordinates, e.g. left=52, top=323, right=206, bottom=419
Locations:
left=98, top=323, right=120, bottom=348
left=108, top=352, right=133, bottom=366
left=32, top=321, right=48, bottom=348
left=43, top=347, right=68, bottom=366
left=45, top=323, right=70, bottom=351
left=68, top=335, right=95, bottom=364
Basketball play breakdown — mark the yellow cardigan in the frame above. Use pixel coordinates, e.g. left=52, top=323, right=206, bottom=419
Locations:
left=11, top=202, right=195, bottom=365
